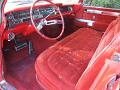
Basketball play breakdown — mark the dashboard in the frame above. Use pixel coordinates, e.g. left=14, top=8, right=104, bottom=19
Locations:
left=2, top=4, right=74, bottom=42
left=5, top=5, right=73, bottom=29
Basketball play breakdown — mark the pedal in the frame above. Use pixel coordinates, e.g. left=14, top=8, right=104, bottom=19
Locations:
left=28, top=41, right=34, bottom=55
left=13, top=38, right=34, bottom=55
left=14, top=42, right=28, bottom=51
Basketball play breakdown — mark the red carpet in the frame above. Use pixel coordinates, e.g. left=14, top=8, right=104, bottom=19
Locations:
left=5, top=55, right=43, bottom=90
left=4, top=32, right=57, bottom=90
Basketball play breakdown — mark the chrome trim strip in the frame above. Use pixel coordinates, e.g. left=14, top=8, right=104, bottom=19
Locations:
left=75, top=18, right=94, bottom=26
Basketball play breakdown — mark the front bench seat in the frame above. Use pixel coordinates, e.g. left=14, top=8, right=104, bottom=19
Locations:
left=35, top=28, right=102, bottom=90
left=35, top=17, right=120, bottom=90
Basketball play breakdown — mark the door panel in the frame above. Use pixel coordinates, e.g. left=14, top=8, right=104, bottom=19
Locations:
left=74, top=5, right=120, bottom=32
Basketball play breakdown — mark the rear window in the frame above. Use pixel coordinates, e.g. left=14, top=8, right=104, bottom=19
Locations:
left=84, top=0, right=120, bottom=9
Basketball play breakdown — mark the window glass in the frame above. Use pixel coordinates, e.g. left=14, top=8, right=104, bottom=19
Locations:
left=84, top=0, right=120, bottom=9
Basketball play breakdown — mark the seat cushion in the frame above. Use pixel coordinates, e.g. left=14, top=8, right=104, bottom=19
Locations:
left=35, top=28, right=102, bottom=90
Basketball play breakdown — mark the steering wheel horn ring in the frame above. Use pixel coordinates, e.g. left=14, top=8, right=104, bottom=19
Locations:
left=30, top=0, right=65, bottom=40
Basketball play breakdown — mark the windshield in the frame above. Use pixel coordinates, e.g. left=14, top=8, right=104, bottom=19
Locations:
left=5, top=0, right=79, bottom=13
left=7, top=0, right=79, bottom=4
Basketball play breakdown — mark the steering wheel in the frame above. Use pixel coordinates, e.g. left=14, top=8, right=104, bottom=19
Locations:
left=30, top=0, right=65, bottom=40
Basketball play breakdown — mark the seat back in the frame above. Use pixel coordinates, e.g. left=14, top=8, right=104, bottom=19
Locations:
left=75, top=16, right=120, bottom=90
left=89, top=16, right=120, bottom=65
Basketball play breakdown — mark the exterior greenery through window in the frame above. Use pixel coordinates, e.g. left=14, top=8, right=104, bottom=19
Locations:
left=84, top=0, right=120, bottom=9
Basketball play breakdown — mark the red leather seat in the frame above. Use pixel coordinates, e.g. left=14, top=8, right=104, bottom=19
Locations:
left=35, top=17, right=120, bottom=90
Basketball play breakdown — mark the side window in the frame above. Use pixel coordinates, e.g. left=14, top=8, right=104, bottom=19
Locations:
left=84, top=0, right=120, bottom=9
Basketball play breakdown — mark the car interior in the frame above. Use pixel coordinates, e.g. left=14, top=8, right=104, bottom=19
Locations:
left=0, top=0, right=120, bottom=90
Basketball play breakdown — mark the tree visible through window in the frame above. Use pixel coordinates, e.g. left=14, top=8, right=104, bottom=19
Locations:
left=84, top=0, right=120, bottom=9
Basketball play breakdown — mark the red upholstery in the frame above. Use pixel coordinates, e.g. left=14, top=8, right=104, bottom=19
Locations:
left=90, top=16, right=120, bottom=61
left=35, top=28, right=102, bottom=90
left=76, top=17, right=120, bottom=90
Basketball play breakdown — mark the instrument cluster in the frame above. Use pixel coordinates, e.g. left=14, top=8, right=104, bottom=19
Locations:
left=5, top=6, right=72, bottom=29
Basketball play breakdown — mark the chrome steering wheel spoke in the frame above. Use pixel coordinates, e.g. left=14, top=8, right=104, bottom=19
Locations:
left=30, top=0, right=65, bottom=40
